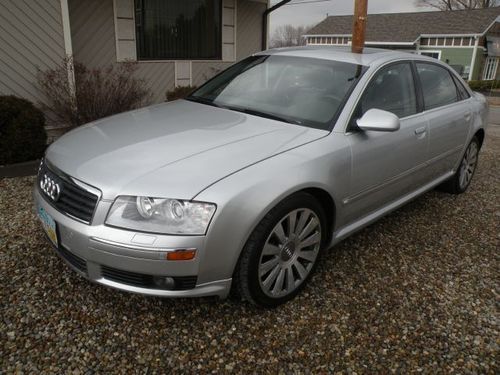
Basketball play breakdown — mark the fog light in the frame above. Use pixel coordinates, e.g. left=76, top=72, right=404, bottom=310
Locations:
left=153, top=276, right=175, bottom=289
left=166, top=249, right=196, bottom=261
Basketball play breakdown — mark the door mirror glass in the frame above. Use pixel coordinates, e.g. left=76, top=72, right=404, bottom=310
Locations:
left=356, top=108, right=400, bottom=132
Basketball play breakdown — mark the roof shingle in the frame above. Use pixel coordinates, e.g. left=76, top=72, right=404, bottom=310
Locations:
left=306, top=7, right=500, bottom=43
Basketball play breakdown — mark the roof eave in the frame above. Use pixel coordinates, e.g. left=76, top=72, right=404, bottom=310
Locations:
left=365, top=41, right=415, bottom=46
left=303, top=35, right=416, bottom=46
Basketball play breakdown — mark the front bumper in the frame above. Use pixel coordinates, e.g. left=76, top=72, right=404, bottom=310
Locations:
left=33, top=187, right=231, bottom=298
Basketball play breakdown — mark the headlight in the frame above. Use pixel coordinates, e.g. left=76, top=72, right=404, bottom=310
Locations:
left=106, top=196, right=216, bottom=235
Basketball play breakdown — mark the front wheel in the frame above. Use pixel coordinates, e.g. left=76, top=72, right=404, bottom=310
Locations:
left=234, top=192, right=326, bottom=307
left=440, top=136, right=480, bottom=194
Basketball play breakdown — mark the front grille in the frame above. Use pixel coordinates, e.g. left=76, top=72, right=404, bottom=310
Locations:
left=38, top=161, right=99, bottom=224
left=101, top=265, right=197, bottom=290
left=57, top=245, right=88, bottom=274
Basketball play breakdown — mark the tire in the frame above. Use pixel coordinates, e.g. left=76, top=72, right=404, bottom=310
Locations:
left=440, top=136, right=480, bottom=194
left=233, top=192, right=327, bottom=307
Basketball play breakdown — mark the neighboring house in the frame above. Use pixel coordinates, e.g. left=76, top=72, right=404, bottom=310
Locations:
left=304, top=7, right=500, bottom=81
left=0, top=0, right=268, bottom=127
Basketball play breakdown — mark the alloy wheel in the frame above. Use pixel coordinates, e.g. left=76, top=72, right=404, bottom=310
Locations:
left=258, top=208, right=322, bottom=298
left=459, top=141, right=478, bottom=190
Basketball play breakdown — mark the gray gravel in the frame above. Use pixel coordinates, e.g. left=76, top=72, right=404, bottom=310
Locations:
left=1, top=126, right=499, bottom=373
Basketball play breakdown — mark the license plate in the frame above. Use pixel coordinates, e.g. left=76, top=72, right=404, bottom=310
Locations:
left=38, top=207, right=58, bottom=247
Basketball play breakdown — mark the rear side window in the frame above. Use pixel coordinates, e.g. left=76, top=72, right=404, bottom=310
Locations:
left=416, top=63, right=458, bottom=110
left=359, top=62, right=417, bottom=118
left=452, top=75, right=471, bottom=100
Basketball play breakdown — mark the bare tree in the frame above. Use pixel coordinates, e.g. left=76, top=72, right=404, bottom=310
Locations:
left=415, top=0, right=500, bottom=10
left=270, top=24, right=309, bottom=48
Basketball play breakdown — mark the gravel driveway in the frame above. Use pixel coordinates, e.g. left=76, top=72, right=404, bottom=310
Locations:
left=1, top=122, right=499, bottom=373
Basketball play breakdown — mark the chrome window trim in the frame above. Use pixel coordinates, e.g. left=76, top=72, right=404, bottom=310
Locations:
left=341, top=56, right=474, bottom=135
left=341, top=58, right=423, bottom=134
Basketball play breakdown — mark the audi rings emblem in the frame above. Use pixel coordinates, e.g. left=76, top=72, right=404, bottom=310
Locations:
left=40, top=174, right=61, bottom=202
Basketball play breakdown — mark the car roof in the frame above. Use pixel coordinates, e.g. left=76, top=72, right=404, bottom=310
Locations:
left=255, top=45, right=432, bottom=67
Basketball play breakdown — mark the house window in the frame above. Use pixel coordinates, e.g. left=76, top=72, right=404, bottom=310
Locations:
left=135, top=0, right=222, bottom=60
left=419, top=51, right=441, bottom=60
left=483, top=57, right=499, bottom=80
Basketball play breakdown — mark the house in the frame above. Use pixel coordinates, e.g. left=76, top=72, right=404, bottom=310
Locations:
left=0, top=0, right=269, bottom=128
left=304, top=7, right=500, bottom=81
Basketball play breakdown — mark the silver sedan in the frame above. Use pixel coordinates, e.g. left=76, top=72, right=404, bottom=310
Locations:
left=34, top=47, right=488, bottom=307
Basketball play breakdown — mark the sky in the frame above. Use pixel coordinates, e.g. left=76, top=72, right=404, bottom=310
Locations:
left=269, top=0, right=434, bottom=32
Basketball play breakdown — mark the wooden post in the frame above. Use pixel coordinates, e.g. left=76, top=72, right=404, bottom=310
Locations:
left=351, top=0, right=368, bottom=54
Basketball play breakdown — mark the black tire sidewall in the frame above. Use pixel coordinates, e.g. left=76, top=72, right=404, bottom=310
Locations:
left=243, top=192, right=327, bottom=307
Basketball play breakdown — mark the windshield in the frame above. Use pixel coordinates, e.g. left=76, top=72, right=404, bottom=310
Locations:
left=188, top=55, right=366, bottom=130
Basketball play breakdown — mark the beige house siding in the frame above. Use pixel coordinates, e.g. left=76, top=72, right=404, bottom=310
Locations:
left=0, top=0, right=66, bottom=106
left=237, top=0, right=266, bottom=59
left=68, top=0, right=265, bottom=103
left=68, top=0, right=116, bottom=67
left=192, top=62, right=231, bottom=87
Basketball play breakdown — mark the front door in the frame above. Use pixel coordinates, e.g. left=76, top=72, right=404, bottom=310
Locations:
left=343, top=62, right=429, bottom=224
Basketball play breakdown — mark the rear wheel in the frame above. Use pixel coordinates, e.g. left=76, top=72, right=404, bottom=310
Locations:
left=440, top=136, right=480, bottom=194
left=234, top=193, right=326, bottom=307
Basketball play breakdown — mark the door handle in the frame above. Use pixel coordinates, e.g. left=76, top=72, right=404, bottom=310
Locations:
left=464, top=112, right=472, bottom=122
left=414, top=126, right=426, bottom=135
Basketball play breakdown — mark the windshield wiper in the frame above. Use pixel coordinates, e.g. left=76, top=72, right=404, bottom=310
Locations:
left=186, top=96, right=226, bottom=109
left=230, top=107, right=301, bottom=125
left=187, top=97, right=301, bottom=125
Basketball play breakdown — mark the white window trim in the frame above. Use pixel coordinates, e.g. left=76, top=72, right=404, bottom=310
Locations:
left=60, top=0, right=76, bottom=99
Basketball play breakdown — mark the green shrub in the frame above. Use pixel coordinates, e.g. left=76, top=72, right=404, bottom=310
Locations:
left=467, top=80, right=500, bottom=92
left=0, top=96, right=47, bottom=165
left=166, top=86, right=197, bottom=101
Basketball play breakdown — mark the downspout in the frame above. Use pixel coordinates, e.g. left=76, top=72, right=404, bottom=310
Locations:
left=262, top=0, right=292, bottom=50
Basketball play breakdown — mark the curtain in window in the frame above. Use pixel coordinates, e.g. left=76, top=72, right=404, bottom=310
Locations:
left=135, top=0, right=222, bottom=60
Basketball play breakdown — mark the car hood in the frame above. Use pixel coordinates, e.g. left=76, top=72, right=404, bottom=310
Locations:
left=46, top=100, right=328, bottom=200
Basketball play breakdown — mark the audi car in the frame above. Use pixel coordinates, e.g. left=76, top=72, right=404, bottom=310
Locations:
left=34, top=47, right=488, bottom=307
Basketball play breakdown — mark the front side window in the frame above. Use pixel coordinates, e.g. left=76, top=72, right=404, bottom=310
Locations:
left=417, top=63, right=458, bottom=110
left=135, top=0, right=222, bottom=60
left=359, top=62, right=417, bottom=118
left=188, top=55, right=366, bottom=130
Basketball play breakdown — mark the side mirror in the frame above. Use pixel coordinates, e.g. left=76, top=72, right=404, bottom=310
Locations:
left=356, top=109, right=400, bottom=132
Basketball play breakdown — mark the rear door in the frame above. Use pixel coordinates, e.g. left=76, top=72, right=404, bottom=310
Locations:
left=415, top=62, right=472, bottom=178
left=344, top=61, right=429, bottom=224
